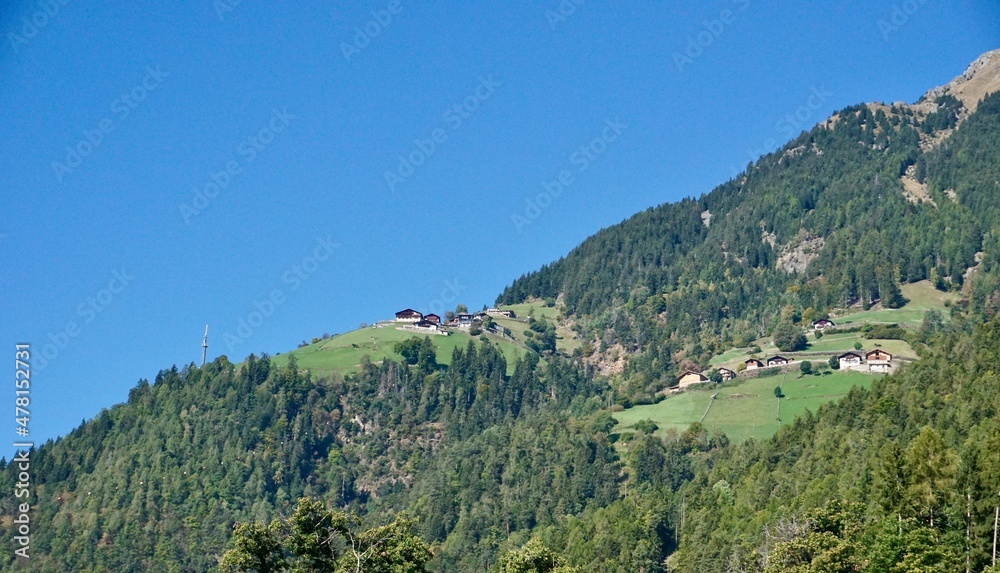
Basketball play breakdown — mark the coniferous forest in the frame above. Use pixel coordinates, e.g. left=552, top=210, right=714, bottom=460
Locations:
left=5, top=63, right=1000, bottom=572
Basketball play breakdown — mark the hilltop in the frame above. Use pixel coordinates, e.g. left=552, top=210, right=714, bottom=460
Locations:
left=269, top=302, right=581, bottom=377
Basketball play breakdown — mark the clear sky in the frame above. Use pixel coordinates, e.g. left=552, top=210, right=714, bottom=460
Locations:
left=1, top=1, right=998, bottom=454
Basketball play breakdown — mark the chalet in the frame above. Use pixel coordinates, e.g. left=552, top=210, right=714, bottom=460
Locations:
left=866, top=349, right=893, bottom=373
left=838, top=351, right=862, bottom=369
left=413, top=320, right=438, bottom=331
left=767, top=355, right=789, bottom=367
left=486, top=308, right=516, bottom=318
left=717, top=367, right=736, bottom=381
left=676, top=371, right=708, bottom=388
left=745, top=358, right=764, bottom=370
left=812, top=319, right=836, bottom=330
left=423, top=313, right=441, bottom=325
left=456, top=313, right=473, bottom=326
left=394, top=308, right=423, bottom=323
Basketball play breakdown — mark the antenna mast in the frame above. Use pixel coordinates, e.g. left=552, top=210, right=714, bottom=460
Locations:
left=201, top=325, right=209, bottom=366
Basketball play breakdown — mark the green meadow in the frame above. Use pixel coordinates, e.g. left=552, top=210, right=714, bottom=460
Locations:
left=271, top=325, right=530, bottom=376
left=614, top=370, right=878, bottom=443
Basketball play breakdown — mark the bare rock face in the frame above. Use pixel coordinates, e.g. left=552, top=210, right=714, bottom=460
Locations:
left=776, top=231, right=824, bottom=274
left=922, top=49, right=1000, bottom=112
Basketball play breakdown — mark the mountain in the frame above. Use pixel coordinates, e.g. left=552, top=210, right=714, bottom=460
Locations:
left=497, top=50, right=1000, bottom=404
left=3, top=50, right=1000, bottom=573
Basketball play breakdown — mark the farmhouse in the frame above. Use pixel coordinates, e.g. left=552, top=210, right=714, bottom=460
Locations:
left=394, top=308, right=423, bottom=322
left=866, top=349, right=893, bottom=373
left=676, top=371, right=708, bottom=388
left=423, top=313, right=441, bottom=325
left=812, top=319, right=836, bottom=330
left=838, top=351, right=862, bottom=369
left=413, top=320, right=439, bottom=331
left=767, top=355, right=789, bottom=367
left=717, top=367, right=736, bottom=381
left=745, top=358, right=764, bottom=370
left=456, top=313, right=473, bottom=326
left=486, top=308, right=515, bottom=318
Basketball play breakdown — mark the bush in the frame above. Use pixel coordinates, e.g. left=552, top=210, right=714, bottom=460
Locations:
left=774, top=386, right=784, bottom=398
left=854, top=341, right=863, bottom=350
left=829, top=355, right=840, bottom=370
left=863, top=324, right=907, bottom=340
left=799, top=361, right=812, bottom=375
left=774, top=320, right=808, bottom=352
left=633, top=419, right=659, bottom=434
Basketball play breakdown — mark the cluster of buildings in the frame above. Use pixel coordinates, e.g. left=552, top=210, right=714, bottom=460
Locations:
left=835, top=349, right=893, bottom=372
left=673, top=347, right=893, bottom=391
left=391, top=307, right=515, bottom=334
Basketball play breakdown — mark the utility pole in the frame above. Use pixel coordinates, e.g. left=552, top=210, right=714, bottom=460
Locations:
left=992, top=500, right=997, bottom=569
left=201, top=325, right=209, bottom=366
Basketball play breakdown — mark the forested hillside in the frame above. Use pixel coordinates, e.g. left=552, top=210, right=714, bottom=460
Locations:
left=667, top=315, right=1000, bottom=573
left=498, top=91, right=1000, bottom=403
left=0, top=343, right=619, bottom=571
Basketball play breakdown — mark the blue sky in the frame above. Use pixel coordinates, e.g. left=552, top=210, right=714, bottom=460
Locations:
left=1, top=0, right=998, bottom=454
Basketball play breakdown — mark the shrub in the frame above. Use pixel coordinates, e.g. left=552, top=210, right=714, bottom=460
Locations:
left=633, top=419, right=659, bottom=434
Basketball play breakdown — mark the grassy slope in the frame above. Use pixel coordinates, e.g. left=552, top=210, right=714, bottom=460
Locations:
left=614, top=370, right=877, bottom=443
left=271, top=325, right=530, bottom=376
left=640, top=283, right=950, bottom=442
left=492, top=302, right=583, bottom=354
left=711, top=280, right=955, bottom=369
left=832, top=280, right=958, bottom=328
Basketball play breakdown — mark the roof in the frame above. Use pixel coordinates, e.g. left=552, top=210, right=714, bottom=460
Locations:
left=424, top=313, right=441, bottom=320
left=717, top=367, right=735, bottom=373
left=837, top=351, right=862, bottom=359
left=395, top=308, right=421, bottom=316
left=745, top=358, right=763, bottom=364
left=813, top=319, right=835, bottom=325
left=767, top=355, right=788, bottom=362
left=865, top=349, right=892, bottom=360
left=677, top=370, right=708, bottom=381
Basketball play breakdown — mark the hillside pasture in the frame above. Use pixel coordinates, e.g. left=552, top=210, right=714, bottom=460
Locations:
left=614, top=370, right=878, bottom=443
left=271, top=325, right=529, bottom=376
left=832, top=280, right=957, bottom=328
